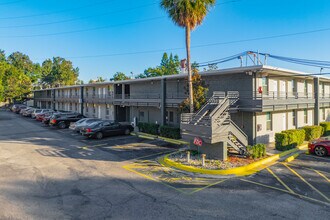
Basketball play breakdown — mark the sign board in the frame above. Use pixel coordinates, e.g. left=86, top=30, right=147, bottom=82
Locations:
left=193, top=137, right=203, bottom=146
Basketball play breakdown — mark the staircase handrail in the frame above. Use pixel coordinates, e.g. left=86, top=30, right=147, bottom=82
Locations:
left=209, top=98, right=230, bottom=118
left=228, top=119, right=248, bottom=143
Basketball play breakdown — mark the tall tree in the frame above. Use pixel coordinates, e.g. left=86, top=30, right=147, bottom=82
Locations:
left=40, top=57, right=79, bottom=87
left=161, top=0, right=216, bottom=113
left=136, top=52, right=180, bottom=78
left=112, top=72, right=129, bottom=81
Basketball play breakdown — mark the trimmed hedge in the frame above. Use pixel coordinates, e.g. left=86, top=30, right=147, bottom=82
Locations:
left=275, top=129, right=305, bottom=151
left=320, top=122, right=330, bottom=136
left=247, top=144, right=266, bottom=159
left=302, top=125, right=323, bottom=141
left=160, top=126, right=181, bottom=139
left=137, top=122, right=159, bottom=135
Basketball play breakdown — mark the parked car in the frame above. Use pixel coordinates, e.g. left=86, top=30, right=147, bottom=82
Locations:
left=42, top=112, right=61, bottom=125
left=22, top=107, right=36, bottom=117
left=69, top=118, right=102, bottom=133
left=12, top=104, right=26, bottom=113
left=49, top=113, right=85, bottom=129
left=31, top=109, right=52, bottom=119
left=308, top=137, right=330, bottom=157
left=80, top=120, right=133, bottom=139
left=35, top=111, right=55, bottom=122
left=19, top=107, right=32, bottom=115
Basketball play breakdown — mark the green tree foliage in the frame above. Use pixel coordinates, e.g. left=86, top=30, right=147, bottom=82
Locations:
left=0, top=49, right=79, bottom=102
left=161, top=0, right=216, bottom=113
left=40, top=57, right=79, bottom=88
left=112, top=72, right=129, bottom=81
left=89, top=76, right=106, bottom=83
left=179, top=67, right=208, bottom=113
left=136, top=52, right=180, bottom=79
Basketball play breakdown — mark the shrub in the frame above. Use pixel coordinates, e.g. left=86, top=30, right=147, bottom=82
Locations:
left=247, top=143, right=266, bottom=159
left=302, top=125, right=323, bottom=141
left=160, top=126, right=181, bottom=139
left=320, top=122, right=330, bottom=136
left=275, top=129, right=305, bottom=151
left=137, top=122, right=159, bottom=135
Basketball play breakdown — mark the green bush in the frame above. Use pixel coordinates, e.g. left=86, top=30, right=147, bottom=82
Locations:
left=320, top=122, right=330, bottom=136
left=302, top=125, right=323, bottom=141
left=159, top=126, right=181, bottom=139
left=137, top=122, right=159, bottom=135
left=247, top=144, right=266, bottom=159
left=275, top=129, right=305, bottom=151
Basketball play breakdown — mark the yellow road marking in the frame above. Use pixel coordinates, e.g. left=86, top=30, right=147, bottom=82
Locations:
left=240, top=179, right=330, bottom=206
left=188, top=179, right=228, bottom=195
left=283, top=162, right=330, bottom=175
left=314, top=170, right=330, bottom=183
left=123, top=165, right=188, bottom=194
left=282, top=163, right=330, bottom=202
left=267, top=168, right=294, bottom=194
left=129, top=150, right=176, bottom=161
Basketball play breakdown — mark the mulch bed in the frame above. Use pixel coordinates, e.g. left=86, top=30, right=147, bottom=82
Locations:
left=169, top=151, right=268, bottom=170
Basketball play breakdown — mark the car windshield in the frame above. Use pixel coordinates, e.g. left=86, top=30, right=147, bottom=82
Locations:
left=89, top=122, right=102, bottom=128
left=35, top=110, right=41, bottom=113
left=76, top=118, right=88, bottom=124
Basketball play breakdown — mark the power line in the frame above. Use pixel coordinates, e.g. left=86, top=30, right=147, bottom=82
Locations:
left=30, top=27, right=330, bottom=60
left=0, top=2, right=158, bottom=29
left=0, top=16, right=165, bottom=38
left=0, top=0, right=240, bottom=29
left=0, top=0, right=113, bottom=20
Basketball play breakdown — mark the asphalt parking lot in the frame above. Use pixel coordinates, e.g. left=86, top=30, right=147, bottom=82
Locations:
left=0, top=110, right=329, bottom=219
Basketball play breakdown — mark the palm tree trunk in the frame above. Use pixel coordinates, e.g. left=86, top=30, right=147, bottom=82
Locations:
left=185, top=25, right=194, bottom=113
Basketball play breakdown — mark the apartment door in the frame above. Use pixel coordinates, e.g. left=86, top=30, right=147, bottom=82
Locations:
left=282, top=113, right=287, bottom=130
left=273, top=80, right=278, bottom=98
left=279, top=80, right=286, bottom=98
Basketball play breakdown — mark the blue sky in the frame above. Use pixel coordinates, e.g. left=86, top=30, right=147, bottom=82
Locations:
left=0, top=0, right=329, bottom=82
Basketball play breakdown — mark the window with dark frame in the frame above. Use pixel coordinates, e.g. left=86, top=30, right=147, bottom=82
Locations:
left=292, top=110, right=296, bottom=126
left=304, top=109, right=308, bottom=124
left=266, top=112, right=272, bottom=131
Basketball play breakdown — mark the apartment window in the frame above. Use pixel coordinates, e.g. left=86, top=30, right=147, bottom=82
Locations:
left=292, top=79, right=296, bottom=92
left=261, top=77, right=268, bottom=93
left=169, top=111, right=174, bottom=123
left=292, top=110, right=296, bottom=126
left=304, top=81, right=308, bottom=95
left=86, top=104, right=89, bottom=112
left=75, top=89, right=78, bottom=96
left=69, top=103, right=72, bottom=111
left=322, top=108, right=326, bottom=121
left=304, top=109, right=308, bottom=124
left=57, top=103, right=60, bottom=109
left=321, top=83, right=325, bottom=97
left=139, top=111, right=145, bottom=122
left=86, top=88, right=89, bottom=97
left=93, top=87, right=96, bottom=96
left=106, top=104, right=110, bottom=115
left=93, top=104, right=96, bottom=114
left=75, top=103, right=78, bottom=111
left=266, top=112, right=272, bottom=131
left=61, top=103, right=64, bottom=110
left=57, top=90, right=60, bottom=96
left=70, top=89, right=72, bottom=97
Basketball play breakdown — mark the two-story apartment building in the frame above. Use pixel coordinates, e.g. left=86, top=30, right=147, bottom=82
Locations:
left=33, top=65, right=330, bottom=144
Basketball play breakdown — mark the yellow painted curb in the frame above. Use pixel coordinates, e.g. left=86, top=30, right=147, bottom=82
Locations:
left=285, top=153, right=300, bottom=163
left=132, top=132, right=189, bottom=145
left=159, top=144, right=308, bottom=176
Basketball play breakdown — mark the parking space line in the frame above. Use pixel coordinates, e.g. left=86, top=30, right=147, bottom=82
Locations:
left=313, top=170, right=330, bottom=183
left=123, top=165, right=188, bottom=194
left=266, top=168, right=294, bottom=194
left=240, top=179, right=330, bottom=206
left=282, top=163, right=330, bottom=202
left=283, top=162, right=330, bottom=175
left=188, top=179, right=228, bottom=195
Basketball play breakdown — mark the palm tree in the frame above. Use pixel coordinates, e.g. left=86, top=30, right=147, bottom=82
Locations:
left=161, top=0, right=216, bottom=113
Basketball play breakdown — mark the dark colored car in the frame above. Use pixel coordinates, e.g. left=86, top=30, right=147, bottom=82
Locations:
left=49, top=113, right=85, bottom=129
left=80, top=120, right=133, bottom=139
left=308, top=137, right=330, bottom=157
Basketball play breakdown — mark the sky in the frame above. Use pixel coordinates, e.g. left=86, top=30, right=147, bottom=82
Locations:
left=0, top=0, right=329, bottom=82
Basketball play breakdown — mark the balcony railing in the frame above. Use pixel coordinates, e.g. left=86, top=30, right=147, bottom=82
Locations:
left=250, top=91, right=315, bottom=100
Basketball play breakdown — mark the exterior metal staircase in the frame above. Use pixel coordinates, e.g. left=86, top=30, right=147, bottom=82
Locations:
left=181, top=91, right=248, bottom=155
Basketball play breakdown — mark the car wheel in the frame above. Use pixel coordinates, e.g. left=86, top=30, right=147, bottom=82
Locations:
left=96, top=132, right=103, bottom=139
left=58, top=122, right=66, bottom=129
left=124, top=128, right=130, bottom=135
left=314, top=146, right=327, bottom=157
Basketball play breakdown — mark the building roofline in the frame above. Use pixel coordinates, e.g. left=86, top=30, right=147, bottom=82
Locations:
left=33, top=65, right=330, bottom=92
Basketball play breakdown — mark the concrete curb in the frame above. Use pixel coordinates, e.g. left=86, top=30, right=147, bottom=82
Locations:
left=131, top=132, right=189, bottom=146
left=159, top=144, right=308, bottom=176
